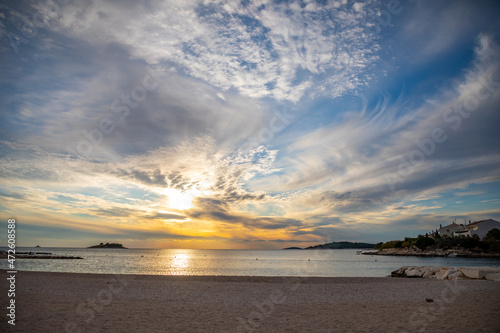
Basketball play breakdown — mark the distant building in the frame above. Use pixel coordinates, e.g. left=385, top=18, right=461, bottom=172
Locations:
left=452, top=219, right=500, bottom=239
left=438, top=222, right=461, bottom=237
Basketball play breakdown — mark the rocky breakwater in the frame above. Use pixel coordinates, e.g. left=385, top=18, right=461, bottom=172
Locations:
left=391, top=266, right=500, bottom=281
left=14, top=254, right=84, bottom=259
left=0, top=251, right=83, bottom=259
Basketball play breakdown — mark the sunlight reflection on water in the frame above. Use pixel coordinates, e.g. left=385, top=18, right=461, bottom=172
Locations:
left=169, top=250, right=192, bottom=274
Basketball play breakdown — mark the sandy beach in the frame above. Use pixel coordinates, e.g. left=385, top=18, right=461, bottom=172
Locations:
left=1, top=270, right=499, bottom=332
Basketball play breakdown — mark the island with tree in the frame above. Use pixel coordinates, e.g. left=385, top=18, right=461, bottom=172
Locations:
left=305, top=241, right=375, bottom=250
left=87, top=242, right=128, bottom=249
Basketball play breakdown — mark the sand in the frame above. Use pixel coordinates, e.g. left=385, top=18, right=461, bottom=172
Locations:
left=1, top=270, right=499, bottom=332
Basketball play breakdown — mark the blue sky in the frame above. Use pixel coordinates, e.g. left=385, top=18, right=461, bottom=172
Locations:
left=0, top=0, right=499, bottom=248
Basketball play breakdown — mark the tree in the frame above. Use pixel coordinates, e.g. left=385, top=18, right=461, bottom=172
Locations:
left=485, top=228, right=500, bottom=240
left=415, top=235, right=435, bottom=250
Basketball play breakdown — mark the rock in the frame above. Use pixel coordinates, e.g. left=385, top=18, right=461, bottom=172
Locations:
left=391, top=265, right=500, bottom=280
left=420, top=267, right=431, bottom=277
left=485, top=273, right=500, bottom=281
left=459, top=268, right=479, bottom=279
left=391, top=269, right=403, bottom=277
left=425, top=298, right=434, bottom=302
left=391, top=267, right=410, bottom=277
left=406, top=269, right=422, bottom=278
left=459, top=268, right=491, bottom=279
left=435, top=269, right=454, bottom=280
left=422, top=270, right=433, bottom=278
left=404, top=267, right=413, bottom=275
left=447, top=271, right=464, bottom=280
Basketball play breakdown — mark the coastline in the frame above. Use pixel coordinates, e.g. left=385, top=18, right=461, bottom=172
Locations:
left=1, top=270, right=499, bottom=332
left=365, top=248, right=500, bottom=258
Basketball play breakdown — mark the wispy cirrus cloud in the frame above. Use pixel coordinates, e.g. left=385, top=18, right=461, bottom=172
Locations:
left=259, top=34, right=500, bottom=199
left=27, top=0, right=381, bottom=102
left=1, top=1, right=499, bottom=248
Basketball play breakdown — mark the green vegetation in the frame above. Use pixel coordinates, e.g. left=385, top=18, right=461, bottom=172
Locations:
left=485, top=228, right=500, bottom=240
left=374, top=240, right=402, bottom=250
left=415, top=235, right=436, bottom=250
left=88, top=242, right=127, bottom=249
left=375, top=229, right=500, bottom=252
left=484, top=228, right=500, bottom=252
left=305, top=241, right=375, bottom=250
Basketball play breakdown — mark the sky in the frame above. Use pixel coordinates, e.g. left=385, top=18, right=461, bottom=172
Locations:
left=0, top=0, right=499, bottom=249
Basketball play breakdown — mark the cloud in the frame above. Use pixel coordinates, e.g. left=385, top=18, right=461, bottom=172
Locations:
left=454, top=191, right=484, bottom=197
left=397, top=1, right=500, bottom=61
left=0, top=189, right=25, bottom=200
left=114, top=168, right=168, bottom=187
left=0, top=1, right=499, bottom=248
left=187, top=196, right=303, bottom=231
left=230, top=33, right=500, bottom=236
left=266, top=34, right=500, bottom=197
left=25, top=0, right=381, bottom=102
left=143, top=212, right=187, bottom=220
left=90, top=207, right=136, bottom=217
left=49, top=194, right=79, bottom=203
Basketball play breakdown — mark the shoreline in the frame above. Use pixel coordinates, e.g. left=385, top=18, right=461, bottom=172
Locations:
left=1, top=270, right=500, bottom=332
left=364, top=248, right=500, bottom=258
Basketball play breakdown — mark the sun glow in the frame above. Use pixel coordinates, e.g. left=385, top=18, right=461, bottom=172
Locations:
left=161, top=188, right=194, bottom=210
left=162, top=186, right=212, bottom=210
left=171, top=252, right=191, bottom=269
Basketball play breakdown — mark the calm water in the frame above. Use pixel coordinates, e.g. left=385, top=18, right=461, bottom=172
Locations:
left=2, top=247, right=499, bottom=277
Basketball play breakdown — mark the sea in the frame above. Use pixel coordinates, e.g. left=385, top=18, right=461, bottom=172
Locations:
left=2, top=247, right=499, bottom=277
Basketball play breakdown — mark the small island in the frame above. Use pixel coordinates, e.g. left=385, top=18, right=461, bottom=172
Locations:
left=305, top=241, right=375, bottom=250
left=87, top=242, right=128, bottom=249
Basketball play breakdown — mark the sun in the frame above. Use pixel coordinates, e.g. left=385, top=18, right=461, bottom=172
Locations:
left=162, top=188, right=195, bottom=210
left=160, top=181, right=214, bottom=211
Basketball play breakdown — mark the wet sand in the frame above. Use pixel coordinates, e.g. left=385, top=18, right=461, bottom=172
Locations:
left=1, top=270, right=499, bottom=332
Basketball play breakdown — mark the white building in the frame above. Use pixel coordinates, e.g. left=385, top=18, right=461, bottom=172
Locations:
left=452, top=219, right=500, bottom=239
left=438, top=222, right=461, bottom=237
